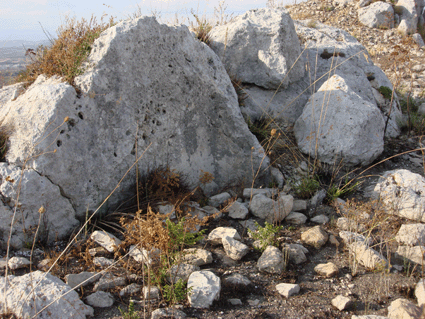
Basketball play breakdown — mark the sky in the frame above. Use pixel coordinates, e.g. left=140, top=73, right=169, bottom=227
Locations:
left=0, top=0, right=297, bottom=43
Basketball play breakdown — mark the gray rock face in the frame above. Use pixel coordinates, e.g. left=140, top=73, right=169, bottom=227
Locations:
left=387, top=298, right=422, bottom=318
left=86, top=291, right=114, bottom=308
left=0, top=16, right=271, bottom=248
left=395, top=224, right=425, bottom=246
left=301, top=226, right=328, bottom=249
left=65, top=271, right=101, bottom=289
left=0, top=270, right=94, bottom=318
left=241, top=19, right=401, bottom=135
left=209, top=8, right=304, bottom=90
left=358, top=2, right=394, bottom=29
left=372, top=169, right=425, bottom=222
left=396, top=245, right=425, bottom=264
left=396, top=0, right=419, bottom=35
left=187, top=270, right=221, bottom=308
left=294, top=74, right=385, bottom=166
left=249, top=193, right=293, bottom=223
left=228, top=201, right=249, bottom=219
left=182, top=248, right=213, bottom=266
left=257, top=246, right=285, bottom=274
left=222, top=236, right=249, bottom=260
left=0, top=163, right=79, bottom=249
left=208, top=227, right=241, bottom=244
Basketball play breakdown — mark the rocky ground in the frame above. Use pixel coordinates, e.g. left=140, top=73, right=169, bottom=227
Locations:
left=2, top=1, right=425, bottom=319
left=287, top=0, right=425, bottom=101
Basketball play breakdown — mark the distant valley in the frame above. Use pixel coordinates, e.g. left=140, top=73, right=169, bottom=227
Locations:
left=0, top=40, right=50, bottom=88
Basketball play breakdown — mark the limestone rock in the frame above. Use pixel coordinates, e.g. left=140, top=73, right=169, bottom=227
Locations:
left=332, top=295, right=352, bottom=311
left=8, top=256, right=30, bottom=270
left=208, top=227, right=241, bottom=244
left=93, top=273, right=125, bottom=291
left=90, top=230, right=121, bottom=253
left=222, top=273, right=252, bottom=289
left=285, top=212, right=307, bottom=225
left=372, top=169, right=425, bottom=222
left=167, top=263, right=200, bottom=284
left=358, top=2, right=394, bottom=29
left=0, top=15, right=271, bottom=247
left=415, top=279, right=425, bottom=307
left=249, top=193, right=293, bottom=223
left=0, top=270, right=93, bottom=318
left=86, top=291, right=114, bottom=308
left=387, top=298, right=422, bottom=318
left=349, top=242, right=387, bottom=270
left=396, top=0, right=419, bottom=35
left=311, top=214, right=329, bottom=224
left=286, top=243, right=308, bottom=264
left=143, top=286, right=160, bottom=299
left=182, top=248, right=213, bottom=266
left=129, top=246, right=160, bottom=265
left=301, top=226, right=328, bottom=249
left=65, top=271, right=101, bottom=289
left=208, top=192, right=231, bottom=208
left=222, top=236, right=249, bottom=260
left=314, top=262, right=339, bottom=277
left=0, top=163, right=79, bottom=249
left=395, top=224, right=425, bottom=246
left=276, top=283, right=300, bottom=298
left=228, top=201, right=249, bottom=219
left=93, top=257, right=114, bottom=268
left=257, top=246, right=285, bottom=274
left=396, top=245, right=425, bottom=264
left=187, top=270, right=221, bottom=309
left=295, top=75, right=385, bottom=166
left=151, top=307, right=187, bottom=319
left=119, top=283, right=142, bottom=297
left=210, top=8, right=304, bottom=90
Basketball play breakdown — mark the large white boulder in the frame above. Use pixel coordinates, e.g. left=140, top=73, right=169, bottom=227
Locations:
left=0, top=16, right=271, bottom=247
left=372, top=169, right=425, bottom=222
left=0, top=271, right=93, bottom=318
left=239, top=19, right=401, bottom=137
left=209, top=8, right=305, bottom=90
left=294, top=74, right=385, bottom=166
left=358, top=2, right=395, bottom=29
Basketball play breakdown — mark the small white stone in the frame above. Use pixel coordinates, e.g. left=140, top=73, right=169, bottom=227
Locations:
left=90, top=230, right=121, bottom=253
left=86, top=291, right=114, bottom=308
left=331, top=295, right=352, bottom=311
left=276, top=283, right=300, bottom=298
left=8, top=256, right=31, bottom=270
left=143, top=286, right=160, bottom=299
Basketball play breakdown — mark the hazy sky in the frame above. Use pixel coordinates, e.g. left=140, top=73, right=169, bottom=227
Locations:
left=0, top=0, right=297, bottom=43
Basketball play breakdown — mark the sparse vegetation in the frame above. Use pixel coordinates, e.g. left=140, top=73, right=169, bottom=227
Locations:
left=13, top=15, right=114, bottom=89
left=248, top=221, right=283, bottom=251
left=293, top=174, right=321, bottom=199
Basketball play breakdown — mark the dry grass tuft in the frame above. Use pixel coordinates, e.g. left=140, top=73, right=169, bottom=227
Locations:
left=14, top=15, right=114, bottom=88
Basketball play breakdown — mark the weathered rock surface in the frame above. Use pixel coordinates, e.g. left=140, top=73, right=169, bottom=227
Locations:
left=187, top=270, right=221, bottom=308
left=86, top=291, right=114, bottom=308
left=294, top=74, right=385, bottom=166
left=209, top=8, right=304, bottom=90
left=358, top=2, right=394, bottom=29
left=0, top=15, right=271, bottom=248
left=372, top=169, right=425, bottom=222
left=257, top=246, right=285, bottom=274
left=276, top=283, right=300, bottom=298
left=301, top=225, right=328, bottom=249
left=0, top=163, right=79, bottom=249
left=0, top=271, right=94, bottom=318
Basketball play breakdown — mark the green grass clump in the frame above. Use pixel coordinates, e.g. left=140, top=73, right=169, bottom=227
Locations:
left=248, top=221, right=283, bottom=252
left=14, top=15, right=114, bottom=88
left=378, top=86, right=393, bottom=99
left=293, top=175, right=321, bottom=199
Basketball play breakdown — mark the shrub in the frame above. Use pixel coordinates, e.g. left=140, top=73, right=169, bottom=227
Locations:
left=293, top=175, right=321, bottom=199
left=14, top=15, right=114, bottom=88
left=378, top=86, right=393, bottom=100
left=248, top=221, right=283, bottom=251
